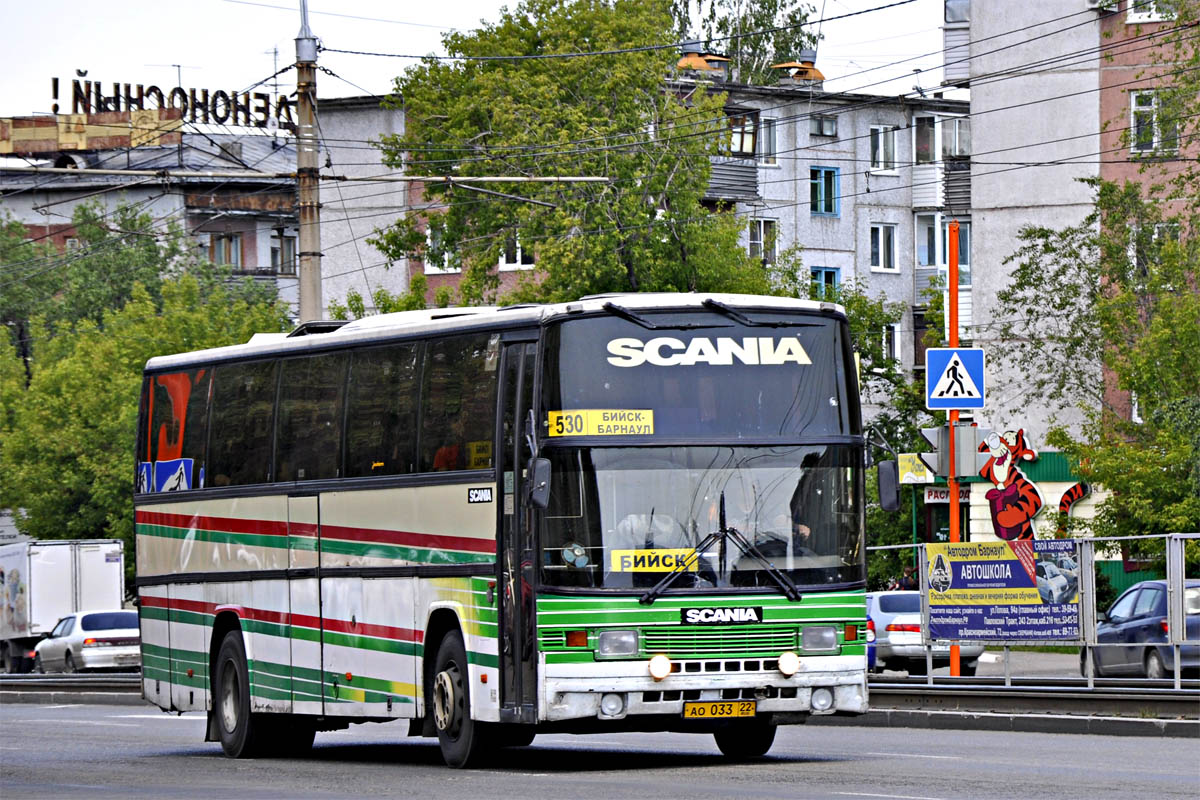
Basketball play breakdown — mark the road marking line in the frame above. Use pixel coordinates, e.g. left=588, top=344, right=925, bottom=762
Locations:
left=14, top=719, right=138, bottom=727
left=864, top=752, right=964, bottom=760
left=834, top=793, right=945, bottom=800
left=114, top=714, right=203, bottom=720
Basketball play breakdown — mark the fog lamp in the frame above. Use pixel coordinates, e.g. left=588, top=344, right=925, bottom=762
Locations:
left=648, top=654, right=673, bottom=681
left=811, top=687, right=834, bottom=712
left=599, top=693, right=626, bottom=717
left=777, top=650, right=800, bottom=677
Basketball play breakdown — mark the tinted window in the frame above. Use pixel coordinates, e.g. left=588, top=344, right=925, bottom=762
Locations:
left=209, top=360, right=278, bottom=486
left=1109, top=589, right=1138, bottom=620
left=1133, top=586, right=1163, bottom=618
left=418, top=335, right=499, bottom=471
left=878, top=593, right=921, bottom=614
left=543, top=312, right=853, bottom=440
left=81, top=612, right=139, bottom=631
left=276, top=353, right=347, bottom=482
left=139, top=369, right=210, bottom=492
left=345, top=344, right=421, bottom=477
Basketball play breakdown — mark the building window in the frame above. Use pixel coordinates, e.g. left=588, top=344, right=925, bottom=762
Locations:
left=210, top=233, right=242, bottom=268
left=424, top=225, right=460, bottom=274
left=748, top=219, right=777, bottom=265
left=870, top=126, right=897, bottom=171
left=1129, top=221, right=1179, bottom=278
left=941, top=221, right=971, bottom=286
left=758, top=117, right=777, bottom=165
left=916, top=214, right=937, bottom=267
left=810, top=266, right=840, bottom=298
left=871, top=223, right=897, bottom=272
left=941, top=117, right=971, bottom=157
left=810, top=115, right=837, bottom=137
left=64, top=237, right=80, bottom=252
left=271, top=234, right=297, bottom=275
left=883, top=323, right=899, bottom=362
left=729, top=114, right=757, bottom=157
left=810, top=167, right=839, bottom=215
left=1127, top=1, right=1173, bottom=23
left=914, top=116, right=936, bottom=164
left=499, top=235, right=535, bottom=271
left=1131, top=91, right=1178, bottom=154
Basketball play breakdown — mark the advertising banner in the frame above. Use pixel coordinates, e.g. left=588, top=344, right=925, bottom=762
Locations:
left=925, top=539, right=1081, bottom=641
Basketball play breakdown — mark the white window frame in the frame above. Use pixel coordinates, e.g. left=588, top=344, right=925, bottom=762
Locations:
left=869, top=125, right=897, bottom=172
left=941, top=220, right=971, bottom=287
left=913, top=116, right=936, bottom=165
left=915, top=213, right=938, bottom=267
left=210, top=232, right=242, bottom=269
left=748, top=218, right=777, bottom=264
left=498, top=234, right=535, bottom=271
left=271, top=234, right=297, bottom=276
left=941, top=117, right=971, bottom=158
left=870, top=223, right=898, bottom=272
left=882, top=323, right=899, bottom=362
left=64, top=237, right=80, bottom=251
left=1127, top=221, right=1179, bottom=277
left=1127, top=1, right=1173, bottom=23
left=1131, top=90, right=1178, bottom=154
left=423, top=226, right=460, bottom=275
left=758, top=117, right=778, bottom=166
left=728, top=114, right=757, bottom=158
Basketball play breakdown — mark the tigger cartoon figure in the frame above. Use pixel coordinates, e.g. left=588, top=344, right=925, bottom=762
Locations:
left=978, top=429, right=1044, bottom=540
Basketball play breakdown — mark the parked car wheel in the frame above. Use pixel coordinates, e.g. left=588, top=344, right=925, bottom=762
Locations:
left=63, top=651, right=78, bottom=673
left=1080, top=650, right=1105, bottom=678
left=1144, top=649, right=1166, bottom=680
left=33, top=654, right=44, bottom=674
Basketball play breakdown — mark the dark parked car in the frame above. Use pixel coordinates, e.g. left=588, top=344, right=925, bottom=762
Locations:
left=1086, top=580, right=1200, bottom=678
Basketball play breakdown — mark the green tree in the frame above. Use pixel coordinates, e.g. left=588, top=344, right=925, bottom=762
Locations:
left=673, top=0, right=817, bottom=86
left=328, top=274, right=431, bottom=320
left=0, top=213, right=57, bottom=385
left=996, top=179, right=1200, bottom=564
left=374, top=0, right=769, bottom=306
left=0, top=276, right=290, bottom=584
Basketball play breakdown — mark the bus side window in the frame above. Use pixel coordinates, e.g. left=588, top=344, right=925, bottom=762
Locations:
left=209, top=360, right=278, bottom=486
left=345, top=344, right=420, bottom=477
left=276, top=353, right=347, bottom=482
left=418, top=334, right=497, bottom=472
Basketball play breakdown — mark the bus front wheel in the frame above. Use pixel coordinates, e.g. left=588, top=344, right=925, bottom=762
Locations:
left=215, top=629, right=268, bottom=758
left=432, top=630, right=490, bottom=768
left=713, top=720, right=777, bottom=759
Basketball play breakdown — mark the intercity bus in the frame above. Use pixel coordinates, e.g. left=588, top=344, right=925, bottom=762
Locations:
left=135, top=292, right=899, bottom=767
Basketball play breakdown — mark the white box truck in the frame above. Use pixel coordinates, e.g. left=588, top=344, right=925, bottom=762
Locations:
left=0, top=539, right=125, bottom=673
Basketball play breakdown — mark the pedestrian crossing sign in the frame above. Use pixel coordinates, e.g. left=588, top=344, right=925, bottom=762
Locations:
left=925, top=347, right=985, bottom=410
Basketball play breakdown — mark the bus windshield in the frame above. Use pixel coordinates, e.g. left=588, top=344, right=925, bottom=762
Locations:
left=539, top=445, right=865, bottom=592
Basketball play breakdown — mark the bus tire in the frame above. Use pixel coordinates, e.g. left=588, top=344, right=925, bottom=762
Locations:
left=431, top=630, right=490, bottom=768
left=713, top=720, right=776, bottom=759
left=214, top=629, right=267, bottom=758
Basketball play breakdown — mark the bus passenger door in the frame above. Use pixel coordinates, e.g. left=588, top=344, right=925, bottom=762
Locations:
left=498, top=340, right=538, bottom=723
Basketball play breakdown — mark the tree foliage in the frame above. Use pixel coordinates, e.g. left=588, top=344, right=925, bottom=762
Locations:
left=672, top=0, right=818, bottom=86
left=374, top=0, right=771, bottom=306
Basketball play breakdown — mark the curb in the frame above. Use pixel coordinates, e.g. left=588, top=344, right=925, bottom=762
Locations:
left=0, top=691, right=149, bottom=707
left=809, top=708, right=1199, bottom=738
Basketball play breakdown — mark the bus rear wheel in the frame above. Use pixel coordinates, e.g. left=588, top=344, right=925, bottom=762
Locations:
left=713, top=720, right=777, bottom=759
left=432, top=630, right=490, bottom=768
left=215, top=629, right=269, bottom=758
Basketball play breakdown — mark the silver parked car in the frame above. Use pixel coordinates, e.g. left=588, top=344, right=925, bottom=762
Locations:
left=866, top=591, right=984, bottom=676
left=34, top=610, right=140, bottom=673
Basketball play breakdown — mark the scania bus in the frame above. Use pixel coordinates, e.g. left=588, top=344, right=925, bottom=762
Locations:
left=135, top=293, right=899, bottom=767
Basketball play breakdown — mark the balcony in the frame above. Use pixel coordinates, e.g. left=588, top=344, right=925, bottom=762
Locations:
left=706, top=157, right=760, bottom=203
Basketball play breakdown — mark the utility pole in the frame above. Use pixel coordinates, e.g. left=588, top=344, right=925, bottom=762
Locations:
left=947, top=219, right=961, bottom=677
left=295, top=0, right=322, bottom=322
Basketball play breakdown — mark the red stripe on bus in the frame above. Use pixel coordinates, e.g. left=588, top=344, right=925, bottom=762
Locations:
left=135, top=510, right=289, bottom=538
left=320, top=524, right=496, bottom=554
left=138, top=594, right=421, bottom=642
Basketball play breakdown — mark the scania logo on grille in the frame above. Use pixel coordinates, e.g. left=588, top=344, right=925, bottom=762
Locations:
left=681, top=607, right=764, bottom=625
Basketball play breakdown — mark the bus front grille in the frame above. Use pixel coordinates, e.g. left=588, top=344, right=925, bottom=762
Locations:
left=640, top=626, right=798, bottom=658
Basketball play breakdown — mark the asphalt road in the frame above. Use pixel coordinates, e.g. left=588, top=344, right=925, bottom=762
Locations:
left=2, top=703, right=1197, bottom=799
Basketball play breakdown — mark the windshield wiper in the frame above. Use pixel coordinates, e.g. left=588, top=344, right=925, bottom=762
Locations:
left=701, top=298, right=817, bottom=328
left=602, top=302, right=711, bottom=331
left=640, top=492, right=802, bottom=605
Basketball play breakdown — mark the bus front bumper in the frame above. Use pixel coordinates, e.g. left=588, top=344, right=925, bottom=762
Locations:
left=541, top=655, right=867, bottom=723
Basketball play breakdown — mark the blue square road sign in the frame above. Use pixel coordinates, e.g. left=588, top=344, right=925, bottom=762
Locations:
left=925, top=347, right=985, bottom=410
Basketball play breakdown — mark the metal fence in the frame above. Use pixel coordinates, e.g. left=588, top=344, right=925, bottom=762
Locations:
left=866, top=533, right=1198, bottom=689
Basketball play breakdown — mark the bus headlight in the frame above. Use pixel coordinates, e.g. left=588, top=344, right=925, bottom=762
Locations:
left=648, top=654, right=672, bottom=681
left=596, top=630, right=638, bottom=657
left=777, top=650, right=800, bottom=676
left=802, top=625, right=838, bottom=652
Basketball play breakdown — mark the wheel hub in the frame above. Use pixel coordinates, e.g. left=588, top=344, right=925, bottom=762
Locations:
left=433, top=669, right=457, bottom=732
left=220, top=665, right=240, bottom=733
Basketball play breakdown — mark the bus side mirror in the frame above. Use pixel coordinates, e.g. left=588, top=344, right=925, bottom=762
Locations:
left=877, top=460, right=900, bottom=512
left=529, top=457, right=551, bottom=509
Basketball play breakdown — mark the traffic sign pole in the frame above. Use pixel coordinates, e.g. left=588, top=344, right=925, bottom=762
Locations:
left=948, top=220, right=961, bottom=677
